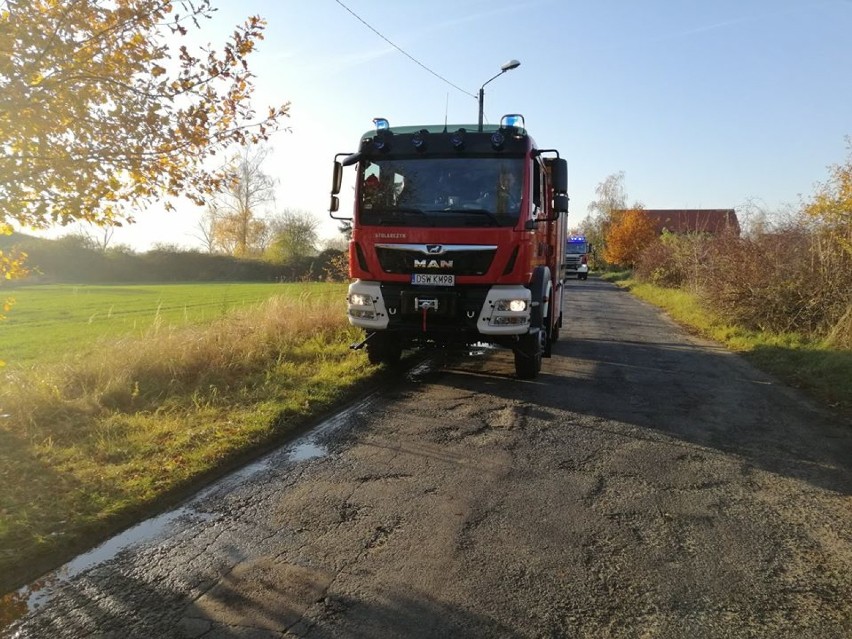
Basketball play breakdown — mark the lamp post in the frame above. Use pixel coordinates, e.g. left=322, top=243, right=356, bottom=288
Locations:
left=477, top=59, right=520, bottom=131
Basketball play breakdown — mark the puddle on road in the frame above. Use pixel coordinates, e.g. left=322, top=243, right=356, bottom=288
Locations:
left=25, top=508, right=217, bottom=611
left=289, top=441, right=328, bottom=461
left=1, top=507, right=218, bottom=631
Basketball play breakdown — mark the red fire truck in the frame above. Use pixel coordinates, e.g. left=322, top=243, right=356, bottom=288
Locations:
left=329, top=114, right=568, bottom=379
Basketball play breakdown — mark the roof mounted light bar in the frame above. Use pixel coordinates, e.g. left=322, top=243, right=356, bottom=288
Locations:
left=500, top=114, right=525, bottom=132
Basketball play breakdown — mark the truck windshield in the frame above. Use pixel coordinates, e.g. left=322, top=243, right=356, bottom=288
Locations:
left=358, top=157, right=524, bottom=228
left=567, top=242, right=588, bottom=254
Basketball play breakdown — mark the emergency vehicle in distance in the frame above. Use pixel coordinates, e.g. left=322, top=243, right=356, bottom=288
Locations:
left=564, top=234, right=591, bottom=280
left=329, top=114, right=569, bottom=379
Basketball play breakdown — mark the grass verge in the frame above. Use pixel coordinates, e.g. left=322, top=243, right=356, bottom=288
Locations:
left=601, top=273, right=852, bottom=417
left=0, top=287, right=376, bottom=594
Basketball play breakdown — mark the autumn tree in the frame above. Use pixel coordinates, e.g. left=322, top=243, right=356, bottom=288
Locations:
left=0, top=0, right=289, bottom=278
left=602, top=208, right=657, bottom=268
left=804, top=137, right=852, bottom=255
left=585, top=172, right=643, bottom=266
left=0, top=247, right=28, bottom=323
left=207, top=146, right=276, bottom=257
left=802, top=138, right=852, bottom=346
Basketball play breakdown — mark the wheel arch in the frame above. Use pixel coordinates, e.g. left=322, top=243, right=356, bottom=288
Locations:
left=529, top=265, right=552, bottom=330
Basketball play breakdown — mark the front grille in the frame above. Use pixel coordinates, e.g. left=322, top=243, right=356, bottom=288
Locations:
left=376, top=245, right=496, bottom=276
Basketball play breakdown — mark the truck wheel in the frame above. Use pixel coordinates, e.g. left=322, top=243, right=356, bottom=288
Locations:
left=514, top=332, right=542, bottom=379
left=366, top=334, right=402, bottom=367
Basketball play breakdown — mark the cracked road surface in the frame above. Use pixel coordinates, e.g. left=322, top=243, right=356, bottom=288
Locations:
left=5, top=278, right=852, bottom=638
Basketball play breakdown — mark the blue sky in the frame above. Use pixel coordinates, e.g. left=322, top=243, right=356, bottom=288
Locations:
left=96, top=0, right=852, bottom=249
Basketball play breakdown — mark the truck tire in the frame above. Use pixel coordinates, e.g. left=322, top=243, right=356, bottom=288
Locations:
left=365, top=333, right=402, bottom=367
left=519, top=266, right=549, bottom=375
left=514, top=332, right=542, bottom=379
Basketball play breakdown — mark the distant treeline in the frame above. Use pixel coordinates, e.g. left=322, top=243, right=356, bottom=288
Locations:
left=1, top=233, right=347, bottom=285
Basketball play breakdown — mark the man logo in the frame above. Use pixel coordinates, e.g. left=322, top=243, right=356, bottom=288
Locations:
left=414, top=259, right=454, bottom=269
left=426, top=245, right=443, bottom=254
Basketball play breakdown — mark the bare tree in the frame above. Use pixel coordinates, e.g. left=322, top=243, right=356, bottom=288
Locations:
left=587, top=172, right=628, bottom=222
left=67, top=222, right=116, bottom=251
left=195, top=210, right=219, bottom=254
left=208, top=146, right=277, bottom=257
left=320, top=235, right=350, bottom=252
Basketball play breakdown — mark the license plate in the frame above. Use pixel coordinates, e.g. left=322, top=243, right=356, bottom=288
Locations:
left=411, top=273, right=455, bottom=286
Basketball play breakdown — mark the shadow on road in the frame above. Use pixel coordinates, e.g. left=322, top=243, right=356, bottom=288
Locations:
left=6, top=559, right=518, bottom=639
left=436, top=277, right=852, bottom=497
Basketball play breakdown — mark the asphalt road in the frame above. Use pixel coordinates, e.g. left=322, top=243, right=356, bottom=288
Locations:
left=5, top=277, right=852, bottom=638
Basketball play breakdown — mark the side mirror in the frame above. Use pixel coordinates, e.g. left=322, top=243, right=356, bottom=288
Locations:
left=330, top=153, right=355, bottom=220
left=553, top=193, right=569, bottom=214
left=551, top=158, right=568, bottom=193
left=331, top=161, right=343, bottom=195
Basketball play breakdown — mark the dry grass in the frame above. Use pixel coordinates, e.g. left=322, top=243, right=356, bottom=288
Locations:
left=0, top=289, right=375, bottom=593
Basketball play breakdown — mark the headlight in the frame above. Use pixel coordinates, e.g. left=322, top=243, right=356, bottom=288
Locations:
left=349, top=293, right=372, bottom=306
left=494, top=299, right=527, bottom=312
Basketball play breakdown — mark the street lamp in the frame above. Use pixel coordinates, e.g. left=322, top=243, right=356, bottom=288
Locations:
left=478, top=59, right=521, bottom=132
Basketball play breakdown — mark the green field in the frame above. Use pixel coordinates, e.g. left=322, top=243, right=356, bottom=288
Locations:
left=1, top=282, right=343, bottom=365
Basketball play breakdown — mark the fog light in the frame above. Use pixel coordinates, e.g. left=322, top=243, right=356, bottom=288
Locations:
left=350, top=309, right=376, bottom=320
left=492, top=316, right=528, bottom=326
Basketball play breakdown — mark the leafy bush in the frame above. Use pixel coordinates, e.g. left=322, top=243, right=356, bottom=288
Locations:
left=635, top=231, right=718, bottom=289
left=635, top=220, right=851, bottom=342
left=705, top=224, right=816, bottom=333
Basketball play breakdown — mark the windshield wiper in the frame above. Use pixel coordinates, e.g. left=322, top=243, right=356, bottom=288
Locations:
left=449, top=208, right=501, bottom=226
left=365, top=207, right=427, bottom=215
left=368, top=207, right=436, bottom=226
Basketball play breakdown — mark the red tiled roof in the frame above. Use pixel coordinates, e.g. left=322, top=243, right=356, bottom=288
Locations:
left=628, top=209, right=740, bottom=235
